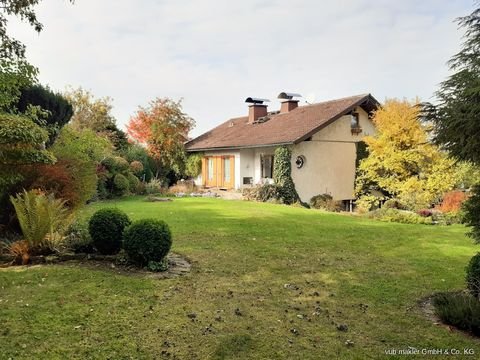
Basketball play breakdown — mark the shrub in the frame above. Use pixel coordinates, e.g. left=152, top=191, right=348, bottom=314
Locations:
left=432, top=292, right=480, bottom=336
left=462, top=184, right=480, bottom=243
left=113, top=173, right=129, bottom=195
left=257, top=184, right=279, bottom=202
left=8, top=240, right=30, bottom=265
left=134, top=181, right=146, bottom=195
left=102, top=156, right=129, bottom=173
left=417, top=209, right=433, bottom=217
left=242, top=187, right=257, bottom=201
left=146, top=258, right=169, bottom=272
left=23, top=158, right=97, bottom=209
left=169, top=180, right=196, bottom=194
left=64, top=220, right=94, bottom=253
left=310, top=194, right=342, bottom=212
left=96, top=180, right=109, bottom=200
left=466, top=253, right=480, bottom=299
left=123, top=219, right=172, bottom=267
left=127, top=173, right=140, bottom=193
left=442, top=211, right=465, bottom=225
left=185, top=153, right=202, bottom=178
left=437, top=190, right=468, bottom=213
left=428, top=209, right=462, bottom=225
left=130, top=160, right=144, bottom=175
left=10, top=189, right=71, bottom=255
left=242, top=184, right=280, bottom=203
left=356, top=195, right=383, bottom=213
left=365, top=208, right=433, bottom=225
left=88, top=208, right=131, bottom=254
left=145, top=178, right=164, bottom=194
left=383, top=198, right=407, bottom=210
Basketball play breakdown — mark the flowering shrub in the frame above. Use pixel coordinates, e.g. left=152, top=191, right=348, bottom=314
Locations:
left=437, top=191, right=468, bottom=213
left=417, top=209, right=433, bottom=217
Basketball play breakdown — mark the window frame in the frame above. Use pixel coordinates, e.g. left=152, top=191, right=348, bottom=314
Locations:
left=261, top=154, right=274, bottom=179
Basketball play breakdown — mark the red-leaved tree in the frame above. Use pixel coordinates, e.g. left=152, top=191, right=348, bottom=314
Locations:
left=126, top=98, right=195, bottom=176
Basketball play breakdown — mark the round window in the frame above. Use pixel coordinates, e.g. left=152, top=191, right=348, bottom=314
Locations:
left=295, top=155, right=305, bottom=169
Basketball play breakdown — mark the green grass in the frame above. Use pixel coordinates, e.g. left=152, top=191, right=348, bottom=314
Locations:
left=1, top=196, right=479, bottom=359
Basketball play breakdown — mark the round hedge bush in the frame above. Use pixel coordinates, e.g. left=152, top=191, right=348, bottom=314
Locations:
left=113, top=173, right=129, bottom=195
left=466, top=253, right=480, bottom=298
left=88, top=208, right=131, bottom=254
left=123, top=219, right=172, bottom=266
left=127, top=173, right=140, bottom=192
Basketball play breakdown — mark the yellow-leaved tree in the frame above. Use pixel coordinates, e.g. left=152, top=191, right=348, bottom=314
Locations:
left=355, top=98, right=458, bottom=211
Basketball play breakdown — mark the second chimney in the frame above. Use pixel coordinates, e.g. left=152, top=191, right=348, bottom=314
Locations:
left=278, top=92, right=302, bottom=113
left=245, top=97, right=270, bottom=123
left=280, top=100, right=299, bottom=113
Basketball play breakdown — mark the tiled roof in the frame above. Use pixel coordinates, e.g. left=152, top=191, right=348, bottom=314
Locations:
left=185, top=93, right=378, bottom=151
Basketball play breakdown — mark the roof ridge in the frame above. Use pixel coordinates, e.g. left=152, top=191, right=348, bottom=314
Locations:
left=305, top=93, right=370, bottom=106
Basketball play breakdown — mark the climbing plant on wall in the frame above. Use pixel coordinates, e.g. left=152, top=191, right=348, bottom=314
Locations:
left=273, top=146, right=299, bottom=205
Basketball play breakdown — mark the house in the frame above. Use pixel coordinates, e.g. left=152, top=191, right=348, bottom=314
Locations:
left=185, top=92, right=379, bottom=206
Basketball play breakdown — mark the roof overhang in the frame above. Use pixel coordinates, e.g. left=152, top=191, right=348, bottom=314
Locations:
left=186, top=141, right=293, bottom=152
left=293, top=93, right=380, bottom=144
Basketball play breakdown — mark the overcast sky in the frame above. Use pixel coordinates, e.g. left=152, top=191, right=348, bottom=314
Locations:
left=7, top=0, right=474, bottom=137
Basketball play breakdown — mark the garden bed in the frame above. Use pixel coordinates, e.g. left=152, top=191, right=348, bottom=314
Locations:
left=419, top=293, right=480, bottom=340
left=0, top=252, right=191, bottom=279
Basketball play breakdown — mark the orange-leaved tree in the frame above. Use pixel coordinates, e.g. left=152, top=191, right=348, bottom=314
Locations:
left=126, top=98, right=195, bottom=176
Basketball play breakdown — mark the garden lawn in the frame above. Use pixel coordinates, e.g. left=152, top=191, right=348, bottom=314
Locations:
left=1, top=197, right=479, bottom=359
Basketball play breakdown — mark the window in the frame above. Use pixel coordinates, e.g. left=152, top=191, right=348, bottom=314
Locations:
left=208, top=158, right=214, bottom=180
left=351, top=112, right=360, bottom=129
left=351, top=112, right=362, bottom=134
left=261, top=155, right=274, bottom=178
left=223, top=157, right=231, bottom=182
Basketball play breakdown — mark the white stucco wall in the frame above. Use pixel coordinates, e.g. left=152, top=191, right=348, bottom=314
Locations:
left=313, top=107, right=375, bottom=142
left=291, top=106, right=376, bottom=202
left=239, top=149, right=255, bottom=185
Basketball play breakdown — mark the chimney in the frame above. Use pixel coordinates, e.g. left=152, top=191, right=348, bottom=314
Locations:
left=280, top=100, right=299, bottom=113
left=245, top=97, right=270, bottom=123
left=278, top=92, right=302, bottom=113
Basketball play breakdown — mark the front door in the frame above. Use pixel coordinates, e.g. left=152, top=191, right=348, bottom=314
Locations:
left=203, top=156, right=235, bottom=188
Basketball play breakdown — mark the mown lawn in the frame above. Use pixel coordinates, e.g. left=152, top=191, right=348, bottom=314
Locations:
left=1, top=197, right=479, bottom=359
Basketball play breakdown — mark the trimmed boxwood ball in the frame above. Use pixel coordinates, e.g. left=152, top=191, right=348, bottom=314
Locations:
left=123, top=219, right=172, bottom=267
left=113, top=173, right=129, bottom=195
left=466, top=253, right=480, bottom=298
left=88, top=208, right=131, bottom=254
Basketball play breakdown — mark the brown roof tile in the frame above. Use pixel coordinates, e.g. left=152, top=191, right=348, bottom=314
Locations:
left=186, top=93, right=378, bottom=151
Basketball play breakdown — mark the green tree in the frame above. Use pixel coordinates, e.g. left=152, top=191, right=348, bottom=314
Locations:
left=64, top=87, right=127, bottom=151
left=0, top=58, right=37, bottom=111
left=423, top=6, right=480, bottom=163
left=463, top=184, right=480, bottom=243
left=15, top=84, right=73, bottom=146
left=423, top=6, right=480, bottom=243
left=52, top=125, right=112, bottom=163
left=355, top=99, right=457, bottom=210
